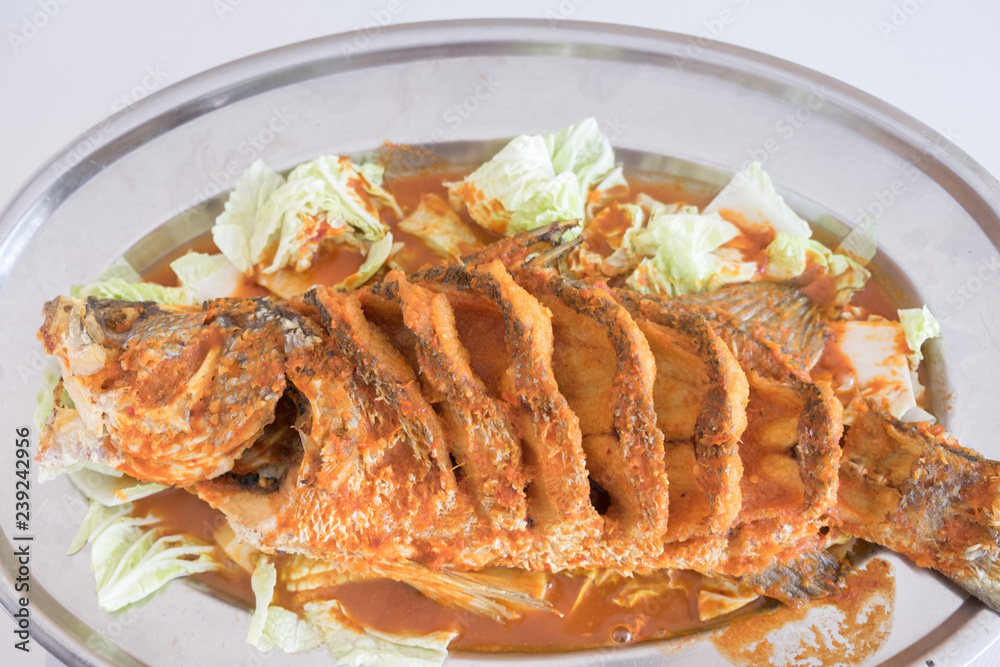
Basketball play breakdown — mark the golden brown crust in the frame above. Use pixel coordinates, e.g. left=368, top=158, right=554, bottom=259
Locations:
left=670, top=304, right=842, bottom=576
left=513, top=269, right=670, bottom=570
left=618, top=293, right=749, bottom=543
left=416, top=260, right=602, bottom=570
left=364, top=271, right=528, bottom=535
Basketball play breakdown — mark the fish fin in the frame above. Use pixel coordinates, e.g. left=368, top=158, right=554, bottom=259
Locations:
left=677, top=283, right=829, bottom=369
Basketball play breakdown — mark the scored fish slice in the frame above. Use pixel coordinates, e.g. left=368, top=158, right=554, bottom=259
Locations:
left=416, top=260, right=602, bottom=570
left=615, top=293, right=748, bottom=547
left=680, top=305, right=842, bottom=576
left=198, top=287, right=472, bottom=571
left=361, top=271, right=529, bottom=535
left=513, top=269, right=670, bottom=570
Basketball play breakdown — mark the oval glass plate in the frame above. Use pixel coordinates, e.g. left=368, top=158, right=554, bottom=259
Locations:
left=2, top=19, right=1000, bottom=667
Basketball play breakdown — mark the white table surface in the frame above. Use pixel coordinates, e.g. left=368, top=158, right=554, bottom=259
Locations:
left=2, top=1, right=998, bottom=665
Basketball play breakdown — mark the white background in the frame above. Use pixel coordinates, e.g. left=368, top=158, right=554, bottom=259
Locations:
left=2, top=1, right=998, bottom=665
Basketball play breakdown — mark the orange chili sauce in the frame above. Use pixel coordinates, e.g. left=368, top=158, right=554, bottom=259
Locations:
left=712, top=558, right=894, bottom=666
left=135, top=164, right=899, bottom=653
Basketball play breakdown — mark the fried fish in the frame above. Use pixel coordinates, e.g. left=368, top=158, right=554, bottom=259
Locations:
left=35, top=227, right=1000, bottom=621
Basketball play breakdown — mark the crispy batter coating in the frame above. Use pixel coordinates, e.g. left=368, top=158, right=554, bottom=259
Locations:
left=362, top=271, right=528, bottom=534
left=514, top=269, right=670, bottom=570
left=416, top=260, right=602, bottom=570
left=665, top=299, right=842, bottom=577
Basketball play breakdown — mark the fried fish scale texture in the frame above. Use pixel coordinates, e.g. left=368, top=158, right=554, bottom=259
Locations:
left=614, top=292, right=749, bottom=569
left=202, top=286, right=472, bottom=570
left=360, top=272, right=528, bottom=536
left=38, top=266, right=846, bottom=581
left=37, top=226, right=1000, bottom=619
left=414, top=261, right=603, bottom=570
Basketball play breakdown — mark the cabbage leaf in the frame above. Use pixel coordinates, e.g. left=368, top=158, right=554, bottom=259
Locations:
left=305, top=599, right=456, bottom=667
left=898, top=305, right=941, bottom=368
left=67, top=467, right=165, bottom=507
left=341, top=233, right=395, bottom=291
left=74, top=503, right=219, bottom=611
left=704, top=161, right=812, bottom=238
left=70, top=256, right=193, bottom=304
left=212, top=160, right=285, bottom=273
left=624, top=212, right=756, bottom=296
left=763, top=231, right=871, bottom=301
left=836, top=214, right=878, bottom=265
left=448, top=118, right=615, bottom=235
left=212, top=157, right=399, bottom=284
left=71, top=277, right=193, bottom=304
left=170, top=252, right=241, bottom=301
left=247, top=558, right=323, bottom=654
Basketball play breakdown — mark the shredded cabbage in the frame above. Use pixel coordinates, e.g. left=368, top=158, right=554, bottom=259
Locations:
left=245, top=556, right=456, bottom=665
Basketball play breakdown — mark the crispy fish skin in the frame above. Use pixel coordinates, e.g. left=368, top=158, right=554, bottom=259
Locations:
left=514, top=269, right=670, bottom=570
left=674, top=305, right=842, bottom=576
left=200, top=286, right=473, bottom=572
left=456, top=220, right=580, bottom=268
left=296, top=288, right=463, bottom=555
left=45, top=230, right=1000, bottom=621
left=363, top=271, right=528, bottom=534
left=677, top=282, right=830, bottom=369
left=617, top=293, right=748, bottom=542
left=733, top=529, right=851, bottom=602
left=838, top=399, right=1000, bottom=613
left=416, top=260, right=602, bottom=570
left=38, top=296, right=308, bottom=485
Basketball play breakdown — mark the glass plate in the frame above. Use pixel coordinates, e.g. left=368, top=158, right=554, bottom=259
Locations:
left=2, top=19, right=1000, bottom=667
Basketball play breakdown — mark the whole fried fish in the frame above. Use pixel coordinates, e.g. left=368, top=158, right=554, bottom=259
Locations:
left=35, top=226, right=1000, bottom=618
